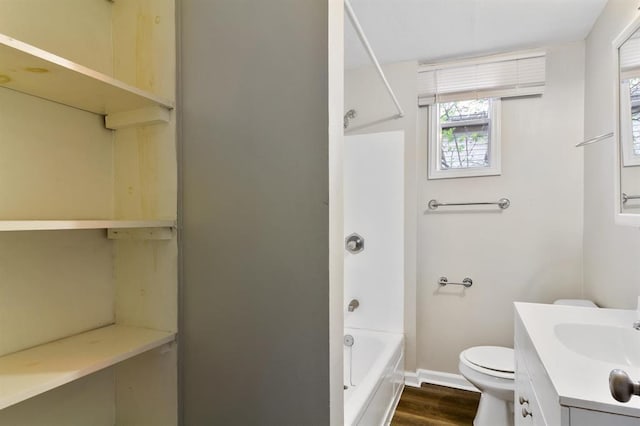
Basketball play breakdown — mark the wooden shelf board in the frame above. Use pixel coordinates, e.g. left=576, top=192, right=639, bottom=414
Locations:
left=0, top=33, right=174, bottom=115
left=0, top=325, right=175, bottom=410
left=0, top=220, right=175, bottom=231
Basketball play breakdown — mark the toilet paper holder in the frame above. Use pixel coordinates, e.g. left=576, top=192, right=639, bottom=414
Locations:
left=439, top=276, right=473, bottom=288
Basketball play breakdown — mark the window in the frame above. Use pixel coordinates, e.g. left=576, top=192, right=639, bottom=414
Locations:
left=428, top=98, right=501, bottom=179
left=630, top=78, right=640, bottom=156
left=620, top=78, right=640, bottom=166
left=418, top=50, right=546, bottom=179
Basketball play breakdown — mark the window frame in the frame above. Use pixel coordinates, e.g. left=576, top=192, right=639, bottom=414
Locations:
left=428, top=98, right=502, bottom=179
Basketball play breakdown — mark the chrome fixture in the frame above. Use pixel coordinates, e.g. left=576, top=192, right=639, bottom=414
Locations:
left=344, top=109, right=357, bottom=129
left=633, top=320, right=640, bottom=331
left=344, top=334, right=355, bottom=386
left=345, top=233, right=364, bottom=254
left=623, top=193, right=640, bottom=204
left=428, top=198, right=510, bottom=210
left=439, top=276, right=473, bottom=288
left=609, top=369, right=640, bottom=402
left=347, top=299, right=360, bottom=312
left=575, top=132, right=614, bottom=147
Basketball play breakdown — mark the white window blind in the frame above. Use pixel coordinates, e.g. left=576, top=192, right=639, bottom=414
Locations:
left=620, top=34, right=640, bottom=81
left=418, top=50, right=546, bottom=106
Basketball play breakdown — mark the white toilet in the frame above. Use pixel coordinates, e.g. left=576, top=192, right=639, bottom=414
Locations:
left=459, top=345, right=515, bottom=426
left=458, top=299, right=598, bottom=426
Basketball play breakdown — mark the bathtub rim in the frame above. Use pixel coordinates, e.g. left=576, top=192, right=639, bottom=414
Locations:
left=343, top=327, right=404, bottom=425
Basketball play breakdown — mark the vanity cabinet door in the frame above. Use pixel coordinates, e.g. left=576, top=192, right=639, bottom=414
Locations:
left=516, top=315, right=564, bottom=425
left=570, top=407, right=640, bottom=426
left=515, top=349, right=547, bottom=426
left=515, top=380, right=534, bottom=425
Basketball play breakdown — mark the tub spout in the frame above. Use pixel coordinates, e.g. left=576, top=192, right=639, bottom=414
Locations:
left=348, top=299, right=360, bottom=312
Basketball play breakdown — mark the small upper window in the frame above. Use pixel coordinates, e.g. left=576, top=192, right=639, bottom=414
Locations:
left=619, top=78, right=640, bottom=166
left=418, top=51, right=545, bottom=179
left=428, top=98, right=501, bottom=179
left=628, top=78, right=640, bottom=157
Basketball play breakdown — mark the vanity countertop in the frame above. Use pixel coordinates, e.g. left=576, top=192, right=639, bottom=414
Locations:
left=515, top=302, right=640, bottom=417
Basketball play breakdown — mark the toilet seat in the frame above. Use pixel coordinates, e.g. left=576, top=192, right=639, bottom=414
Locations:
left=460, top=346, right=514, bottom=380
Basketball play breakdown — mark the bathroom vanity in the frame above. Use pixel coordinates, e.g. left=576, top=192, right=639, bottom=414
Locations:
left=515, top=303, right=640, bottom=426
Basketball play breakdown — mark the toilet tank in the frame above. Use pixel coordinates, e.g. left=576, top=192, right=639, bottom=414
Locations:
left=553, top=299, right=598, bottom=308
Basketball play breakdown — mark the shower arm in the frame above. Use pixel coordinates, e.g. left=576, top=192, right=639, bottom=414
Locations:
left=344, top=0, right=404, bottom=119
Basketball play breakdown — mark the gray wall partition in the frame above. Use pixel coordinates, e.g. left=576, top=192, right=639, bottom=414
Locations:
left=179, top=1, right=330, bottom=424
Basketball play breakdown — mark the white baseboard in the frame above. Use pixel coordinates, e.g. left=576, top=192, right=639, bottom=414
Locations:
left=404, top=369, right=479, bottom=393
left=403, top=371, right=420, bottom=388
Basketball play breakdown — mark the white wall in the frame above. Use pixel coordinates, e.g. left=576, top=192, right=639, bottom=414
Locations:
left=583, top=0, right=640, bottom=309
left=347, top=44, right=586, bottom=375
left=418, top=43, right=585, bottom=373
left=344, top=131, right=404, bottom=333
left=345, top=61, right=418, bottom=369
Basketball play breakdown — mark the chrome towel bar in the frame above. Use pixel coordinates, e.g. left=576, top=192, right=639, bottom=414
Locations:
left=428, top=198, right=510, bottom=210
left=439, top=277, right=473, bottom=288
left=623, top=193, right=640, bottom=204
left=575, top=132, right=614, bottom=147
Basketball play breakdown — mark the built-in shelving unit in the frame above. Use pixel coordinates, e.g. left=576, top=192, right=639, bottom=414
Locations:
left=0, top=2, right=178, bottom=424
left=0, top=325, right=176, bottom=410
left=0, top=33, right=173, bottom=118
left=0, top=220, right=175, bottom=232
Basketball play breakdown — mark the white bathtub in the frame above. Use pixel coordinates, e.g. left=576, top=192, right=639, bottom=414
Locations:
left=344, top=328, right=404, bottom=425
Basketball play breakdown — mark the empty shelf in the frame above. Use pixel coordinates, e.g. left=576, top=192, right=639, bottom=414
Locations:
left=0, top=325, right=175, bottom=410
left=0, top=33, right=174, bottom=116
left=0, top=220, right=175, bottom=232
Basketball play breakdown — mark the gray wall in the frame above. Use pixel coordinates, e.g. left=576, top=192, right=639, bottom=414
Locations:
left=179, top=1, right=330, bottom=424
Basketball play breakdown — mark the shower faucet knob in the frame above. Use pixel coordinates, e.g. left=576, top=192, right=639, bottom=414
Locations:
left=345, top=233, right=364, bottom=254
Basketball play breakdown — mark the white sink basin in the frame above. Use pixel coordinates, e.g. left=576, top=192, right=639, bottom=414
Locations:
left=554, top=323, right=640, bottom=368
left=516, top=303, right=640, bottom=416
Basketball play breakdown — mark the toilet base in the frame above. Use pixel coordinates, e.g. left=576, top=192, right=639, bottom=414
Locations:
left=474, top=392, right=514, bottom=426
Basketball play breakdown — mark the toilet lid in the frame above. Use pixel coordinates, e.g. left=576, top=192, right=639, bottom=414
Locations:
left=463, top=346, right=514, bottom=373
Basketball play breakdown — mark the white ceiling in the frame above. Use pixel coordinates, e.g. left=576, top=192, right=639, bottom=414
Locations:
left=345, top=0, right=608, bottom=69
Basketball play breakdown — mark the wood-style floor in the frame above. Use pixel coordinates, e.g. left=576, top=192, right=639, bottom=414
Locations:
left=391, top=384, right=480, bottom=426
